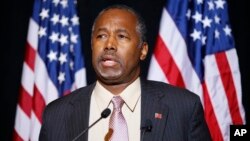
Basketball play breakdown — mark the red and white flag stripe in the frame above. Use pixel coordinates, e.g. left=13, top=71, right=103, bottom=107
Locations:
left=13, top=17, right=86, bottom=141
left=148, top=7, right=245, bottom=141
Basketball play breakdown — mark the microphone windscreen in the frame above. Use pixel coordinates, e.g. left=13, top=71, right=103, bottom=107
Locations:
left=101, top=108, right=111, bottom=118
left=145, top=119, right=152, bottom=132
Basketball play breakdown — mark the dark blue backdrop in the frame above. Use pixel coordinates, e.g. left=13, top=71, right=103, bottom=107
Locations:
left=1, top=0, right=249, bottom=140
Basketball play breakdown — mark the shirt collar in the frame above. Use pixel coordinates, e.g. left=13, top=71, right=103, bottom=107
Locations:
left=93, top=77, right=141, bottom=112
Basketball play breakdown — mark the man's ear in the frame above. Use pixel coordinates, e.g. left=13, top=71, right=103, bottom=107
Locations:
left=140, top=42, right=148, bottom=60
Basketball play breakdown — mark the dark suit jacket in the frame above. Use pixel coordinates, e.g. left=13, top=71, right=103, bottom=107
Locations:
left=39, top=79, right=212, bottom=141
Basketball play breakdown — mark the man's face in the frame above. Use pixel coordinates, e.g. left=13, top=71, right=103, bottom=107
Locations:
left=91, top=8, right=148, bottom=85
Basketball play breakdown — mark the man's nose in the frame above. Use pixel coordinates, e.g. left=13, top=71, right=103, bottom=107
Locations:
left=105, top=36, right=117, bottom=51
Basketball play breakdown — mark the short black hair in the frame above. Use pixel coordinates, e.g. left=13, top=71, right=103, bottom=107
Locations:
left=92, top=4, right=147, bottom=42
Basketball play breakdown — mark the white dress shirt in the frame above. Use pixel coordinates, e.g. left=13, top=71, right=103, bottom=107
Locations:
left=88, top=78, right=141, bottom=141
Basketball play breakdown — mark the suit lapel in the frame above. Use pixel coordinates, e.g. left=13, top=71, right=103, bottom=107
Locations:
left=64, top=80, right=169, bottom=141
left=66, top=83, right=95, bottom=141
left=141, top=80, right=169, bottom=141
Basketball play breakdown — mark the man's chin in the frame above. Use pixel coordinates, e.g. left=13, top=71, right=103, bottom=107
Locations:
left=98, top=75, right=122, bottom=85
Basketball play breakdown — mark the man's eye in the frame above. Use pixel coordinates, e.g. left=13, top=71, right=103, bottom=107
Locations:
left=118, top=34, right=127, bottom=39
left=96, top=34, right=106, bottom=38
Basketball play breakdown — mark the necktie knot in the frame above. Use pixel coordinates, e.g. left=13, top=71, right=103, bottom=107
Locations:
left=111, top=96, right=124, bottom=110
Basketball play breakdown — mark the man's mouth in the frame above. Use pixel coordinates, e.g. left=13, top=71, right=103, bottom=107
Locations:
left=101, top=55, right=118, bottom=67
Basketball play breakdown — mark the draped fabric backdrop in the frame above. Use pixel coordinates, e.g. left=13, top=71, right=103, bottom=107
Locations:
left=147, top=0, right=245, bottom=140
left=1, top=0, right=249, bottom=141
left=13, top=0, right=87, bottom=140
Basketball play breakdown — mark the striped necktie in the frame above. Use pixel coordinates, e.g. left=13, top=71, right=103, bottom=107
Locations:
left=109, top=96, right=129, bottom=141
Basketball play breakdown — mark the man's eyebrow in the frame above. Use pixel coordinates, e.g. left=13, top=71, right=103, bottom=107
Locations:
left=94, top=27, right=130, bottom=35
left=95, top=27, right=108, bottom=32
left=116, top=29, right=129, bottom=34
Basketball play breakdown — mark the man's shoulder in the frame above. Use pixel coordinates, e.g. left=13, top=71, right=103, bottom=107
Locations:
left=142, top=80, right=203, bottom=113
left=45, top=83, right=95, bottom=110
left=142, top=79, right=188, bottom=92
left=142, top=79, right=200, bottom=100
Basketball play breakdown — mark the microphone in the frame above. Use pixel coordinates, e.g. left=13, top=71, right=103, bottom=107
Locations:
left=140, top=119, right=152, bottom=141
left=72, top=108, right=111, bottom=141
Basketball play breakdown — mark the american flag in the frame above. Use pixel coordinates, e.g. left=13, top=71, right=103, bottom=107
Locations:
left=148, top=0, right=245, bottom=140
left=13, top=0, right=86, bottom=140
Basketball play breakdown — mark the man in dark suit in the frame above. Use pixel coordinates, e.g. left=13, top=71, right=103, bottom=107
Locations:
left=39, top=4, right=212, bottom=141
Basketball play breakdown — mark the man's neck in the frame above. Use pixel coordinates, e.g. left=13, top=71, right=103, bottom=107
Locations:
left=97, top=77, right=140, bottom=95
